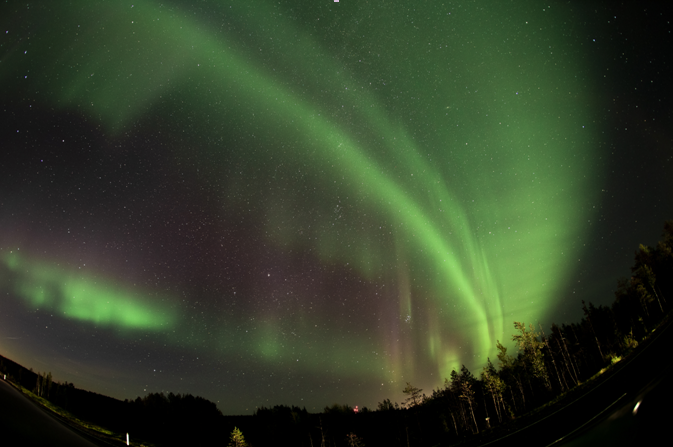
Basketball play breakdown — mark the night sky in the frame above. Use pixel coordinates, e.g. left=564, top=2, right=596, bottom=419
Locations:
left=1, top=1, right=671, bottom=414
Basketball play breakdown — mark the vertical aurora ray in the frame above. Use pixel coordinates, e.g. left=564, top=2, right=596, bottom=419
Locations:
left=1, top=0, right=601, bottom=402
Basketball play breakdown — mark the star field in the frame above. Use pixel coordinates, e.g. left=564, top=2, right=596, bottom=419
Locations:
left=0, top=1, right=671, bottom=414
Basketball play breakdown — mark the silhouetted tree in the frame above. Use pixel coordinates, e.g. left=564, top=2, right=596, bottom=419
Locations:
left=376, top=398, right=397, bottom=411
left=402, top=382, right=423, bottom=408
left=481, top=358, right=506, bottom=423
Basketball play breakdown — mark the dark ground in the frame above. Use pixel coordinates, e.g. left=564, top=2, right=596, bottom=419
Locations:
left=560, top=366, right=672, bottom=447
left=0, top=379, right=114, bottom=447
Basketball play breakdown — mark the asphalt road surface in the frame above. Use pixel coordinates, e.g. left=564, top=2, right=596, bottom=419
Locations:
left=0, top=378, right=103, bottom=447
left=558, top=361, right=672, bottom=447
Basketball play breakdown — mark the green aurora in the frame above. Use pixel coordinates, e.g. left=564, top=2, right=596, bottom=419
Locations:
left=0, top=0, right=607, bottom=409
left=1, top=251, right=175, bottom=330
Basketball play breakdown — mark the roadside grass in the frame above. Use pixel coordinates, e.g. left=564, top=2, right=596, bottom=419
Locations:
left=12, top=383, right=156, bottom=447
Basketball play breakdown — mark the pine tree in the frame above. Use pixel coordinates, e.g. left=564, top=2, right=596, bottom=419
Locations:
left=402, top=382, right=423, bottom=408
left=228, top=427, right=247, bottom=447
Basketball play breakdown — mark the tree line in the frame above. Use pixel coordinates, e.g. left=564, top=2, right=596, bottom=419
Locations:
left=366, top=220, right=673, bottom=445
left=1, top=220, right=671, bottom=446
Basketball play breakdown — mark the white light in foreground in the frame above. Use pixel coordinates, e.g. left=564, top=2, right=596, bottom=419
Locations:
left=633, top=401, right=641, bottom=415
left=127, top=433, right=130, bottom=445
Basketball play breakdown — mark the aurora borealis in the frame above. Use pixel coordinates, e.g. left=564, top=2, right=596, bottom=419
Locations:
left=1, top=1, right=671, bottom=414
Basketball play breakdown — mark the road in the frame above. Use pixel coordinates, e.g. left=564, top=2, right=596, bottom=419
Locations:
left=0, top=378, right=105, bottom=447
left=558, top=361, right=672, bottom=447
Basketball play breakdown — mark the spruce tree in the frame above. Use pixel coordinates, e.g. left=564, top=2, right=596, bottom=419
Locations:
left=228, top=427, right=247, bottom=447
